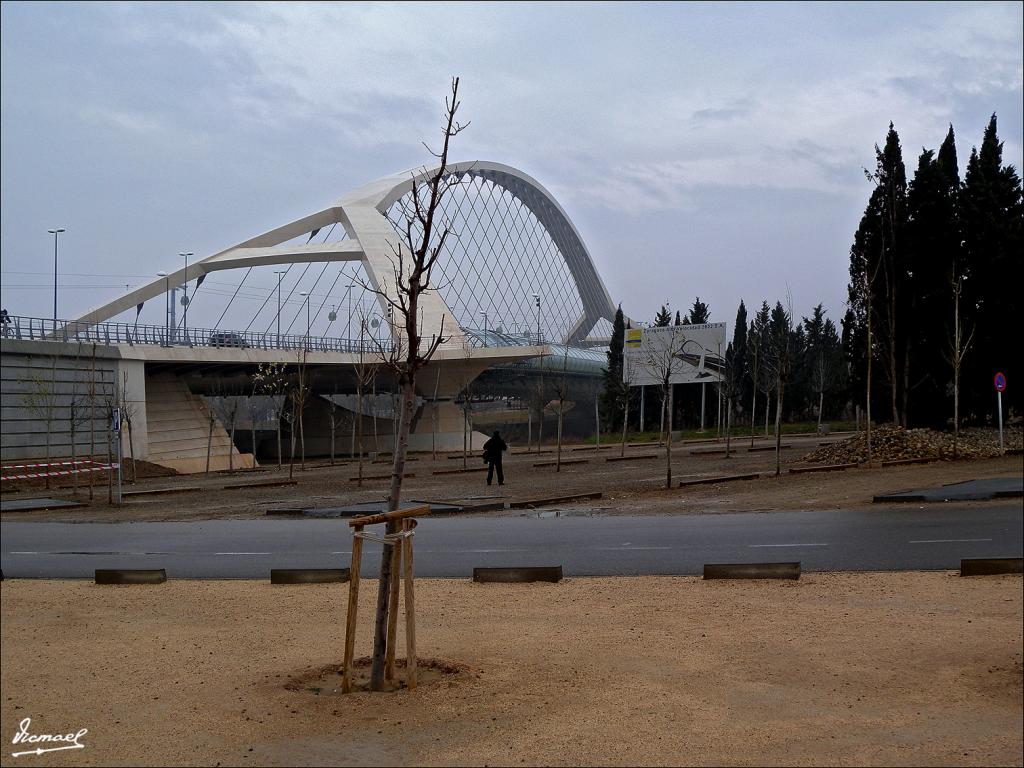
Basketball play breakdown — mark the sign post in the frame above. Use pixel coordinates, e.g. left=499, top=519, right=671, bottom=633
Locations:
left=111, top=407, right=123, bottom=506
left=994, top=373, right=1006, bottom=455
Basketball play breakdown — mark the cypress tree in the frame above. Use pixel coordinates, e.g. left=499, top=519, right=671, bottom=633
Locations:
left=960, top=114, right=1023, bottom=419
left=601, top=305, right=627, bottom=430
left=847, top=122, right=910, bottom=426
left=732, top=300, right=748, bottom=412
left=905, top=126, right=961, bottom=426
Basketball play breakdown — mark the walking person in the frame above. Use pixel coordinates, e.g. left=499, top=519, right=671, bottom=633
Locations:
left=483, top=430, right=507, bottom=486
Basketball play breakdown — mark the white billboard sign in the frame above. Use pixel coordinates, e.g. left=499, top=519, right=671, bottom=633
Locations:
left=623, top=322, right=727, bottom=387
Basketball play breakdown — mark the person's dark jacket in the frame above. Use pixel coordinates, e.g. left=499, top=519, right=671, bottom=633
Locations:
left=482, top=434, right=507, bottom=464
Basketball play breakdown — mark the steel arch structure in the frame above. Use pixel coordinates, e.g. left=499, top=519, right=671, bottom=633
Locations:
left=70, top=161, right=618, bottom=346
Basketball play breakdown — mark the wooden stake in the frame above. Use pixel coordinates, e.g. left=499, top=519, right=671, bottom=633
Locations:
left=342, top=524, right=364, bottom=694
left=402, top=518, right=417, bottom=689
left=384, top=535, right=402, bottom=682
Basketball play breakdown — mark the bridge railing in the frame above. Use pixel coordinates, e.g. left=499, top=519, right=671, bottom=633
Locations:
left=0, top=315, right=390, bottom=355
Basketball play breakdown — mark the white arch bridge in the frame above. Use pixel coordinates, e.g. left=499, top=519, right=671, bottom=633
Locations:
left=1, top=162, right=622, bottom=470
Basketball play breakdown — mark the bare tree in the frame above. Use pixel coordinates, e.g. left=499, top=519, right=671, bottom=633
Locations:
left=211, top=390, right=243, bottom=474
left=253, top=362, right=289, bottom=471
left=351, top=315, right=379, bottom=486
left=357, top=77, right=468, bottom=691
left=292, top=348, right=310, bottom=472
left=22, top=355, right=59, bottom=490
left=620, top=356, right=637, bottom=458
left=552, top=344, right=571, bottom=471
left=453, top=336, right=478, bottom=469
left=638, top=327, right=687, bottom=488
left=810, top=344, right=841, bottom=432
left=722, top=344, right=740, bottom=458
left=944, top=277, right=974, bottom=459
left=118, top=371, right=138, bottom=484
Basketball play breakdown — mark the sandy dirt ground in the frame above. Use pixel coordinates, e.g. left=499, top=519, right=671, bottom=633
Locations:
left=2, top=432, right=1021, bottom=523
left=1, top=573, right=1021, bottom=767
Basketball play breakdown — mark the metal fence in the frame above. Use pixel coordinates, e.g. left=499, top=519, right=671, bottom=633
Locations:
left=0, top=315, right=390, bottom=355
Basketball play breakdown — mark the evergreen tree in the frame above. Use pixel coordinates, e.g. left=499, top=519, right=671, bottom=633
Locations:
left=688, top=297, right=710, bottom=324
left=905, top=125, right=961, bottom=426
left=654, top=305, right=672, bottom=327
left=601, top=306, right=627, bottom=430
left=960, top=114, right=1023, bottom=418
left=847, top=122, right=910, bottom=426
left=732, top=300, right=748, bottom=413
left=749, top=301, right=772, bottom=439
left=674, top=310, right=681, bottom=326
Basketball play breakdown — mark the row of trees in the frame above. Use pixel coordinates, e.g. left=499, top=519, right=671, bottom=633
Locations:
left=844, top=114, right=1022, bottom=429
left=602, top=296, right=847, bottom=439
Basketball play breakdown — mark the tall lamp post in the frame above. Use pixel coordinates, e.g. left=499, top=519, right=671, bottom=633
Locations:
left=156, top=271, right=169, bottom=343
left=480, top=310, right=488, bottom=347
left=273, top=270, right=287, bottom=347
left=532, top=292, right=541, bottom=344
left=47, top=228, right=66, bottom=325
left=345, top=282, right=356, bottom=345
left=179, top=251, right=193, bottom=341
left=299, top=291, right=310, bottom=349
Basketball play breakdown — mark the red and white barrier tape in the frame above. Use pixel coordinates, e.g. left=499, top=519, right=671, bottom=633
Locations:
left=1, top=464, right=119, bottom=481
left=1, top=459, right=106, bottom=471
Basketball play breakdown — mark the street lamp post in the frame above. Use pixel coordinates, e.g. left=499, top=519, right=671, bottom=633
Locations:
left=273, top=270, right=287, bottom=347
left=480, top=311, right=488, bottom=347
left=532, top=293, right=541, bottom=344
left=156, top=271, right=169, bottom=343
left=299, top=291, right=310, bottom=349
left=344, top=283, right=356, bottom=348
left=179, top=251, right=193, bottom=342
left=47, top=228, right=66, bottom=325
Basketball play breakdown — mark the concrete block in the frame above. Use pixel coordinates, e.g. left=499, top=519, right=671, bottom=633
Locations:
left=95, top=569, right=167, bottom=585
left=959, top=558, right=1023, bottom=577
left=473, top=566, right=563, bottom=583
left=271, top=568, right=350, bottom=584
left=703, top=562, right=800, bottom=580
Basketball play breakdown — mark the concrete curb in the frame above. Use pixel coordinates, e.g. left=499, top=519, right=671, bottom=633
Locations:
left=678, top=473, right=760, bottom=488
left=881, top=457, right=941, bottom=467
left=690, top=449, right=728, bottom=456
left=606, top=453, right=659, bottom=462
left=532, top=458, right=590, bottom=468
left=95, top=569, right=167, bottom=585
left=703, top=562, right=800, bottom=580
left=432, top=467, right=487, bottom=475
left=123, top=486, right=201, bottom=498
left=473, top=566, right=563, bottom=583
left=223, top=479, right=297, bottom=490
left=508, top=491, right=602, bottom=509
left=748, top=444, right=793, bottom=452
left=959, top=558, right=1023, bottom=577
left=349, top=473, right=415, bottom=482
left=270, top=568, right=350, bottom=584
left=789, top=463, right=858, bottom=474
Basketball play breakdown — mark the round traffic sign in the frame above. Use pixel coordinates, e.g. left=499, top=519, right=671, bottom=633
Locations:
left=994, top=372, right=1007, bottom=392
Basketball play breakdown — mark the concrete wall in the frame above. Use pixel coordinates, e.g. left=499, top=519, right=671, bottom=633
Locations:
left=1, top=345, right=119, bottom=462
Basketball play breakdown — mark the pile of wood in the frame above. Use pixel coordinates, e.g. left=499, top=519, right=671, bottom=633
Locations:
left=800, top=425, right=1022, bottom=465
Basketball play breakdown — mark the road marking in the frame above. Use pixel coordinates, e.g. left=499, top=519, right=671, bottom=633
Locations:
left=214, top=552, right=271, bottom=555
left=909, top=538, right=992, bottom=544
left=594, top=545, right=673, bottom=550
left=748, top=543, right=828, bottom=548
left=7, top=551, right=39, bottom=555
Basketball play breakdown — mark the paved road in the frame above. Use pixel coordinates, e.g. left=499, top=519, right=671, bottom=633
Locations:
left=2, top=505, right=1021, bottom=578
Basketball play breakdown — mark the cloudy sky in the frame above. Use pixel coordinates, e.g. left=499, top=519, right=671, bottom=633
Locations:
left=1, top=1, right=1021, bottom=336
